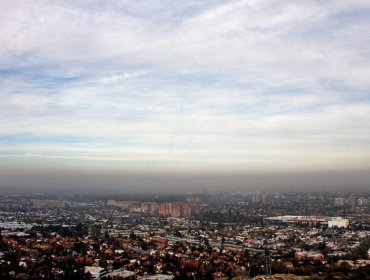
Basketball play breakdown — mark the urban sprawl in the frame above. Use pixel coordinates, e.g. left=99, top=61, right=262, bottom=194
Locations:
left=0, top=192, right=370, bottom=279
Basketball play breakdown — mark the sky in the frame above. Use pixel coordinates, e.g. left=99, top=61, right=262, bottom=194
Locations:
left=1, top=1, right=370, bottom=191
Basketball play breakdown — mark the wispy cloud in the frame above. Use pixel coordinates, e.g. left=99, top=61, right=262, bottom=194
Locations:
left=98, top=71, right=146, bottom=83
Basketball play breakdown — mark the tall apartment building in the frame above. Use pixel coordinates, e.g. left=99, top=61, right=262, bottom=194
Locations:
left=159, top=203, right=201, bottom=218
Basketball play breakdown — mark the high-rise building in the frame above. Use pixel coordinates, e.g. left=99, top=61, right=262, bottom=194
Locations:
left=252, top=192, right=266, bottom=204
left=158, top=203, right=201, bottom=218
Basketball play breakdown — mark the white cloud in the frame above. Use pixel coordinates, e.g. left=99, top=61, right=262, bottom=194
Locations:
left=98, top=71, right=146, bottom=83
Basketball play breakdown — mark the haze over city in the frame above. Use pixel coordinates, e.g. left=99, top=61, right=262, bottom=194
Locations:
left=1, top=0, right=370, bottom=192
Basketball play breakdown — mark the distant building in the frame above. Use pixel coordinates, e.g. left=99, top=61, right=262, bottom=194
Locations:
left=0, top=222, right=32, bottom=230
left=264, top=215, right=349, bottom=228
left=31, top=199, right=64, bottom=208
left=107, top=200, right=138, bottom=209
left=84, top=266, right=107, bottom=279
left=141, top=202, right=159, bottom=214
left=104, top=269, right=136, bottom=279
left=158, top=203, right=201, bottom=218
left=295, top=251, right=325, bottom=261
left=357, top=198, right=368, bottom=206
left=251, top=192, right=266, bottom=204
left=185, top=196, right=200, bottom=203
left=139, top=275, right=174, bottom=280
left=347, top=195, right=356, bottom=206
left=328, top=217, right=350, bottom=228
left=334, top=198, right=345, bottom=206
left=107, top=200, right=204, bottom=217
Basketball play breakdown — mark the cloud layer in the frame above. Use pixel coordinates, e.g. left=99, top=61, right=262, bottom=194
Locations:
left=1, top=0, right=370, bottom=175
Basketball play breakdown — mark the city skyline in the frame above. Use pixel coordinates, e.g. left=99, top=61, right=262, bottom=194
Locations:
left=1, top=1, right=370, bottom=190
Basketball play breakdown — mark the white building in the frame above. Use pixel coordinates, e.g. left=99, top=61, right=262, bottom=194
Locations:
left=328, top=217, right=349, bottom=228
left=105, top=269, right=136, bottom=279
left=84, top=266, right=107, bottom=279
